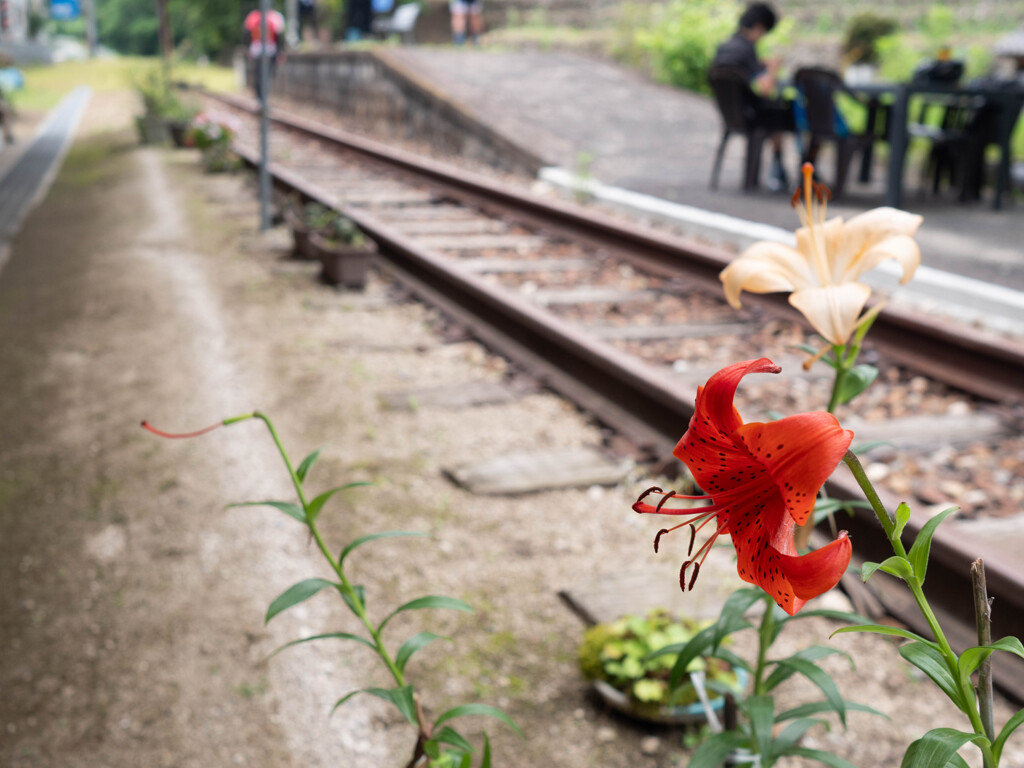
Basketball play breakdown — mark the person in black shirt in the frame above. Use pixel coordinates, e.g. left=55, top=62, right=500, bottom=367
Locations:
left=712, top=3, right=794, bottom=190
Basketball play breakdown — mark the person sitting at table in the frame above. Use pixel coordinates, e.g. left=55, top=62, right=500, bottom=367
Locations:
left=712, top=2, right=795, bottom=191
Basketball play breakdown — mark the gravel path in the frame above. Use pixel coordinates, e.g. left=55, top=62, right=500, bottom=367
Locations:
left=2, top=90, right=1023, bottom=768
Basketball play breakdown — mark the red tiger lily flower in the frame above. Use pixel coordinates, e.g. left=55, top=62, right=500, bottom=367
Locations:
left=634, top=358, right=854, bottom=615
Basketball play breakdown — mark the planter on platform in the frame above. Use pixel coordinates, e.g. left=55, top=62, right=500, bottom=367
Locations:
left=309, top=232, right=375, bottom=289
left=284, top=207, right=316, bottom=261
left=135, top=114, right=168, bottom=145
left=166, top=119, right=190, bottom=148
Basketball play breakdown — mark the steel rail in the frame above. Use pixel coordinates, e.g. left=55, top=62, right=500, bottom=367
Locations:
left=207, top=89, right=1024, bottom=406
left=224, top=109, right=1024, bottom=703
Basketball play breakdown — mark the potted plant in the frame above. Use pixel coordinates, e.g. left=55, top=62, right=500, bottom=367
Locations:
left=842, top=12, right=896, bottom=84
left=133, top=69, right=171, bottom=144
left=164, top=95, right=200, bottom=148
left=307, top=209, right=375, bottom=289
left=578, top=609, right=746, bottom=725
left=186, top=111, right=242, bottom=173
left=284, top=200, right=326, bottom=261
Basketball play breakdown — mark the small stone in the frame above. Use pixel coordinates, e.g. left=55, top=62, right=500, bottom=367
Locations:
left=640, top=736, right=660, bottom=755
left=938, top=480, right=966, bottom=498
left=597, top=726, right=617, bottom=742
left=865, top=463, right=890, bottom=482
left=573, top=708, right=585, bottom=720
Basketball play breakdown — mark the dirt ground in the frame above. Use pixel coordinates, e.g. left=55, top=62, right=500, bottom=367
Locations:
left=3, top=90, right=1024, bottom=768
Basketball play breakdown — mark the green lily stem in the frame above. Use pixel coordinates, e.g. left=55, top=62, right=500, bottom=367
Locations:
left=246, top=412, right=428, bottom=737
left=826, top=344, right=848, bottom=414
left=842, top=448, right=996, bottom=767
left=753, top=594, right=776, bottom=697
left=841, top=450, right=900, bottom=549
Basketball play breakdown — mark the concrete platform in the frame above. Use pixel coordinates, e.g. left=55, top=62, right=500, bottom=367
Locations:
left=376, top=48, right=1024, bottom=323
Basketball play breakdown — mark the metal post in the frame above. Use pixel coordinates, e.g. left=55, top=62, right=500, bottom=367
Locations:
left=285, top=0, right=299, bottom=48
left=258, top=0, right=271, bottom=231
left=82, top=0, right=98, bottom=57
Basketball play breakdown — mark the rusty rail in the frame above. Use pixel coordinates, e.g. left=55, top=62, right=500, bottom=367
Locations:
left=220, top=98, right=1024, bottom=702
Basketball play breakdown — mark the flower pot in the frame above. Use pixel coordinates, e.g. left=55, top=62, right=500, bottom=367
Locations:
left=135, top=114, right=168, bottom=145
left=592, top=667, right=749, bottom=726
left=166, top=119, right=190, bottom=148
left=309, top=232, right=375, bottom=289
left=284, top=207, right=317, bottom=261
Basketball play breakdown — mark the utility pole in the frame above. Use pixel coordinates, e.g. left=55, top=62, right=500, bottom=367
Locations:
left=82, top=0, right=98, bottom=57
left=258, top=0, right=271, bottom=231
left=155, top=0, right=173, bottom=84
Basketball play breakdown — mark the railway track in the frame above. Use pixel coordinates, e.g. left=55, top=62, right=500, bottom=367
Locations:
left=203, top=90, right=1024, bottom=700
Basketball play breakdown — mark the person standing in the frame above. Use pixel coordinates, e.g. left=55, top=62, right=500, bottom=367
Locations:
left=450, top=0, right=483, bottom=46
left=345, top=0, right=373, bottom=41
left=298, top=0, right=318, bottom=44
left=243, top=5, right=287, bottom=100
left=711, top=2, right=793, bottom=190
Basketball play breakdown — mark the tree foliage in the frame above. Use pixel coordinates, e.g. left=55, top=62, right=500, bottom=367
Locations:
left=95, top=0, right=304, bottom=62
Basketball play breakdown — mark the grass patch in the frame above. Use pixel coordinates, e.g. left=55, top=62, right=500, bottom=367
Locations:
left=12, top=57, right=237, bottom=112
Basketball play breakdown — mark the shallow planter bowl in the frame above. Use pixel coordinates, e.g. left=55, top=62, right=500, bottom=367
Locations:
left=592, top=667, right=749, bottom=726
left=309, top=232, right=376, bottom=289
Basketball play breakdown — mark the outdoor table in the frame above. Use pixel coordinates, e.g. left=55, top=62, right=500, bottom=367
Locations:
left=850, top=80, right=1024, bottom=210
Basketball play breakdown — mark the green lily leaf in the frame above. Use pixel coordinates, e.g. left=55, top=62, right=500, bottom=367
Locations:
left=763, top=645, right=849, bottom=692
left=713, top=588, right=762, bottom=648
left=779, top=608, right=868, bottom=627
left=330, top=688, right=365, bottom=717
left=831, top=623, right=935, bottom=647
left=228, top=500, right=305, bottom=524
left=900, top=727, right=988, bottom=768
left=908, top=506, right=959, bottom=583
left=377, top=595, right=473, bottom=634
left=899, top=642, right=968, bottom=713
left=305, top=482, right=372, bottom=524
left=836, top=364, right=879, bottom=405
left=395, top=631, right=450, bottom=674
left=338, top=530, right=427, bottom=567
left=480, top=733, right=492, bottom=768
left=433, top=703, right=522, bottom=737
left=429, top=726, right=475, bottom=754
left=958, top=636, right=1024, bottom=685
left=770, top=657, right=847, bottom=727
left=745, top=695, right=776, bottom=764
left=787, top=746, right=860, bottom=768
left=893, top=502, right=912, bottom=545
left=295, top=448, right=322, bottom=483
left=993, top=707, right=1024, bottom=762
left=265, top=578, right=337, bottom=623
left=774, top=718, right=828, bottom=753
left=867, top=555, right=915, bottom=582
left=777, top=700, right=887, bottom=723
left=365, top=684, right=418, bottom=725
left=341, top=584, right=366, bottom=615
left=686, top=731, right=748, bottom=768
left=269, top=631, right=375, bottom=658
left=850, top=440, right=890, bottom=455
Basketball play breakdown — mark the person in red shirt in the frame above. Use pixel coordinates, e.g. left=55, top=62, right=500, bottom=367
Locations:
left=243, top=7, right=286, bottom=100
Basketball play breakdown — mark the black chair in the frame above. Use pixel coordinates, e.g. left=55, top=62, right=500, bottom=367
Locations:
left=707, top=66, right=776, bottom=191
left=793, top=67, right=876, bottom=199
left=908, top=95, right=982, bottom=198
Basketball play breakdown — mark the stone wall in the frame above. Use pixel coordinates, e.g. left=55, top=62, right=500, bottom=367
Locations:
left=272, top=50, right=544, bottom=176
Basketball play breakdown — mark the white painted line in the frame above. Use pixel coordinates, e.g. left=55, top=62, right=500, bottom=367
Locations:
left=539, top=166, right=1024, bottom=337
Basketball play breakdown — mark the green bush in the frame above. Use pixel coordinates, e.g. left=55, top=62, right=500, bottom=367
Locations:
left=843, top=12, right=897, bottom=65
left=631, top=0, right=739, bottom=95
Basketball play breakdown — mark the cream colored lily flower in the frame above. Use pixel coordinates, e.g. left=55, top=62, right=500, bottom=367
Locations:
left=721, top=164, right=923, bottom=346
